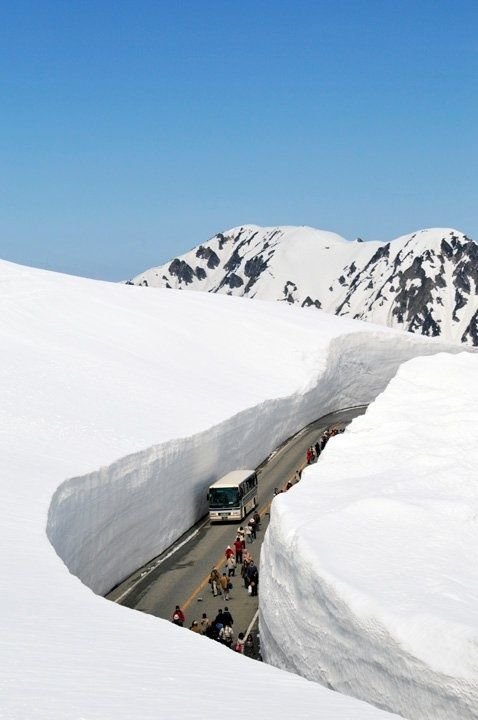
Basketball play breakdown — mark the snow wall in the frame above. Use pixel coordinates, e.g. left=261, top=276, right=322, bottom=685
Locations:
left=48, top=331, right=459, bottom=597
left=1, top=258, right=462, bottom=720
left=260, top=351, right=478, bottom=720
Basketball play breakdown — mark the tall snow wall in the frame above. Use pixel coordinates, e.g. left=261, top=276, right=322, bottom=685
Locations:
left=260, top=351, right=478, bottom=720
left=47, top=331, right=459, bottom=596
left=2, top=260, right=411, bottom=720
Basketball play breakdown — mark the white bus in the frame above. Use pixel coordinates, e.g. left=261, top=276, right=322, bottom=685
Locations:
left=207, top=470, right=258, bottom=522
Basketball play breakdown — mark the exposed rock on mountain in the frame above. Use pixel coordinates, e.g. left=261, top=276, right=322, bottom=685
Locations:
left=130, top=225, right=478, bottom=346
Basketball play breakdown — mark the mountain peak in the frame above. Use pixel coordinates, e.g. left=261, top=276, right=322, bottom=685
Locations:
left=130, top=224, right=478, bottom=346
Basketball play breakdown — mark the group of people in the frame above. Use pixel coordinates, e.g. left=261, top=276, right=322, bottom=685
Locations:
left=186, top=606, right=256, bottom=655
left=273, top=468, right=301, bottom=496
left=272, top=425, right=347, bottom=497
left=170, top=425, right=347, bottom=659
left=306, top=426, right=345, bottom=465
left=213, top=515, right=261, bottom=598
left=171, top=511, right=262, bottom=657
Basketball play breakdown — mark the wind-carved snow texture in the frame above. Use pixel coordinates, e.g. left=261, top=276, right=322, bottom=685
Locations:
left=260, top=351, right=478, bottom=720
left=130, top=225, right=478, bottom=346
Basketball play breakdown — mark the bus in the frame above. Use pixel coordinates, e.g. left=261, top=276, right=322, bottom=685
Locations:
left=207, top=470, right=258, bottom=522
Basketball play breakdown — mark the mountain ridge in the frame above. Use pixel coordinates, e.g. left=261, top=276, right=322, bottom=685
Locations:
left=129, top=225, right=478, bottom=346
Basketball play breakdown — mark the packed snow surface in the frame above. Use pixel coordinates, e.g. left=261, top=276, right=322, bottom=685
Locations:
left=261, top=351, right=478, bottom=719
left=0, top=258, right=460, bottom=718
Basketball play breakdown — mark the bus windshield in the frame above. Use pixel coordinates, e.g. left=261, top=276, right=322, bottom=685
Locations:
left=208, top=486, right=240, bottom=508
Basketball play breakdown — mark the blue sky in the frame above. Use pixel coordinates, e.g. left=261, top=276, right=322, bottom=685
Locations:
left=1, top=0, right=477, bottom=280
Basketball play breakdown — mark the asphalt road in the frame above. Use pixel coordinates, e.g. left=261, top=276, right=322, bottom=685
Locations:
left=107, top=406, right=366, bottom=646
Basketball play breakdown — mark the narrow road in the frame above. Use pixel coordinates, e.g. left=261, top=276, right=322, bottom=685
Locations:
left=107, top=406, right=366, bottom=647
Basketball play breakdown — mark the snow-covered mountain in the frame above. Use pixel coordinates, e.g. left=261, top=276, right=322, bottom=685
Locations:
left=130, top=225, right=478, bottom=346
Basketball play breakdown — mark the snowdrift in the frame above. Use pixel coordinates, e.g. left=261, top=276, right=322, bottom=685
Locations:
left=0, top=257, right=457, bottom=719
left=260, top=352, right=478, bottom=719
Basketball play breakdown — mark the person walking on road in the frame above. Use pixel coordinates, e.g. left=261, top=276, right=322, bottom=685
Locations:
left=248, top=562, right=259, bottom=596
left=219, top=624, right=234, bottom=648
left=248, top=517, right=256, bottom=540
left=222, top=606, right=234, bottom=627
left=209, top=567, right=221, bottom=597
left=213, top=609, right=225, bottom=636
left=244, top=633, right=255, bottom=658
left=171, top=605, right=185, bottom=626
left=220, top=572, right=230, bottom=600
left=242, top=559, right=252, bottom=589
left=225, top=545, right=234, bottom=561
left=234, top=536, right=243, bottom=564
left=245, top=524, right=253, bottom=544
left=189, top=620, right=202, bottom=633
left=226, top=554, right=236, bottom=577
left=199, top=612, right=211, bottom=634
left=234, top=632, right=245, bottom=653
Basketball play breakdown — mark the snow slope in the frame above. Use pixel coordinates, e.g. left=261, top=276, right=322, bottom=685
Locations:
left=130, top=224, right=478, bottom=346
left=0, top=258, right=460, bottom=719
left=260, top=351, right=478, bottom=719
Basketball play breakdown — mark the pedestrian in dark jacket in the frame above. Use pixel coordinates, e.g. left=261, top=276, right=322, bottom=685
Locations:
left=242, top=559, right=252, bottom=588
left=249, top=563, right=259, bottom=596
left=214, top=609, right=225, bottom=631
left=222, top=607, right=234, bottom=627
left=244, top=633, right=255, bottom=658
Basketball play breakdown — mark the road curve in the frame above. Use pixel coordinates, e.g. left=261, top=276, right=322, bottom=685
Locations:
left=107, top=406, right=367, bottom=639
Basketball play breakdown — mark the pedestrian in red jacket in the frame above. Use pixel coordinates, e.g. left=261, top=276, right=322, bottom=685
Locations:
left=225, top=545, right=234, bottom=560
left=172, top=605, right=185, bottom=626
left=234, top=537, right=243, bottom=564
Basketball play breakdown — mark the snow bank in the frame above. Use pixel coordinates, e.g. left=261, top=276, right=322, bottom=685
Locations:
left=0, top=258, right=456, bottom=718
left=260, top=351, right=478, bottom=719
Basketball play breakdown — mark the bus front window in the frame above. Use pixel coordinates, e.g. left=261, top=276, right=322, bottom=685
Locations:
left=208, top=487, right=240, bottom=508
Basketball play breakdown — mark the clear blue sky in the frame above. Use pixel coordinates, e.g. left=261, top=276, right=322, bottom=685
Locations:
left=1, top=0, right=477, bottom=280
